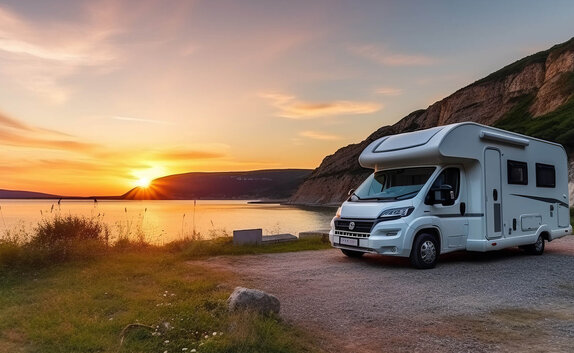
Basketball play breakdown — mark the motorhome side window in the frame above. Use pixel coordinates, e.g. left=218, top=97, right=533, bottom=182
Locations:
left=426, top=168, right=460, bottom=204
left=507, top=160, right=528, bottom=185
left=536, top=163, right=556, bottom=188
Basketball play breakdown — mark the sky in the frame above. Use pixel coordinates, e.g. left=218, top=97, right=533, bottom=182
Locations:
left=1, top=0, right=574, bottom=196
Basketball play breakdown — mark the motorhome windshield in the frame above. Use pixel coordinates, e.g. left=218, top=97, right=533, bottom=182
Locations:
left=352, top=167, right=436, bottom=201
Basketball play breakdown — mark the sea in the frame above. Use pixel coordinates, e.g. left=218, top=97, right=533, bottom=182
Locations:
left=0, top=199, right=336, bottom=244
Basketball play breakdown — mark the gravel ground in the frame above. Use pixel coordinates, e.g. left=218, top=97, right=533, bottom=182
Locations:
left=196, top=236, right=574, bottom=353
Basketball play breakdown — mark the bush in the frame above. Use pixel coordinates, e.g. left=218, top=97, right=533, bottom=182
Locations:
left=27, top=215, right=110, bottom=263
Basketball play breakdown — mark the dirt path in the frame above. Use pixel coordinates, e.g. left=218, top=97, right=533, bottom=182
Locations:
left=195, top=236, right=574, bottom=352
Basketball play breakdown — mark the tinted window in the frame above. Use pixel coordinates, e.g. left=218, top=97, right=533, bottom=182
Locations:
left=536, top=163, right=555, bottom=188
left=353, top=167, right=436, bottom=201
left=427, top=168, right=460, bottom=203
left=507, top=160, right=528, bottom=185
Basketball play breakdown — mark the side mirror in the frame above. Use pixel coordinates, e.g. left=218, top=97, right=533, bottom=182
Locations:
left=348, top=188, right=356, bottom=196
left=440, top=185, right=455, bottom=206
left=426, top=184, right=455, bottom=206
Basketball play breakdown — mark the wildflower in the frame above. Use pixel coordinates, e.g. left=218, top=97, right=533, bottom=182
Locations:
left=191, top=350, right=197, bottom=353
left=164, top=340, right=170, bottom=344
left=204, top=335, right=209, bottom=339
left=212, top=332, right=217, bottom=336
left=182, top=348, right=188, bottom=351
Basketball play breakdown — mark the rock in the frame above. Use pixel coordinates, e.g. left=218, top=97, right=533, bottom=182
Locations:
left=227, top=287, right=280, bottom=315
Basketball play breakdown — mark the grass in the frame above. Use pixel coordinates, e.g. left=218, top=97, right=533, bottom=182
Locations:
left=171, top=236, right=330, bottom=259
left=0, top=215, right=330, bottom=352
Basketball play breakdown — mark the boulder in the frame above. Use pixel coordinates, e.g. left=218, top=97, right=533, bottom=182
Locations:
left=227, top=287, right=280, bottom=315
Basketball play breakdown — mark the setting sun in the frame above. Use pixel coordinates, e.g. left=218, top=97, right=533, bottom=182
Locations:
left=135, top=177, right=151, bottom=188
left=130, top=166, right=166, bottom=189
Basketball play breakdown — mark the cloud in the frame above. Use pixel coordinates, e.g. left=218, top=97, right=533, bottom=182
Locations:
left=0, top=3, right=120, bottom=103
left=351, top=44, right=436, bottom=67
left=375, top=87, right=404, bottom=96
left=299, top=130, right=342, bottom=141
left=0, top=110, right=99, bottom=152
left=260, top=92, right=382, bottom=119
left=152, top=149, right=225, bottom=161
left=0, top=111, right=73, bottom=137
left=0, top=111, right=34, bottom=131
left=111, top=115, right=175, bottom=125
left=0, top=127, right=99, bottom=152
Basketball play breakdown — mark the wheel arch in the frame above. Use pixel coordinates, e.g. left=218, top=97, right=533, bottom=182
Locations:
left=413, top=227, right=441, bottom=254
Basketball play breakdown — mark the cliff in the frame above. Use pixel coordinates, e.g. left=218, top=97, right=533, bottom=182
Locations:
left=290, top=37, right=574, bottom=205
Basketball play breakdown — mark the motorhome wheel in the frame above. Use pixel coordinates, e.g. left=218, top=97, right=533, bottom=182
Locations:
left=410, top=233, right=439, bottom=269
left=523, top=235, right=545, bottom=255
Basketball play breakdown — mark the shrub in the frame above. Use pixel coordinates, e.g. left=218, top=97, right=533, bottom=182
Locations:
left=28, top=215, right=110, bottom=263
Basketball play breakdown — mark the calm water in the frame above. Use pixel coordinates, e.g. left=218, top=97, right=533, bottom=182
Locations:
left=0, top=199, right=335, bottom=244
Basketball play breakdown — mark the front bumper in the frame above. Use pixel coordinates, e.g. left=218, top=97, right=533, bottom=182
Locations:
left=330, top=218, right=411, bottom=257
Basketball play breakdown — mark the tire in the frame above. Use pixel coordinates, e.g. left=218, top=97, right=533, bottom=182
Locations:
left=341, top=249, right=365, bottom=258
left=410, top=233, right=439, bottom=269
left=524, top=235, right=545, bottom=255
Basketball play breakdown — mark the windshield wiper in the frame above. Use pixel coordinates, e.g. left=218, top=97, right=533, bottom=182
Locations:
left=359, top=196, right=394, bottom=201
left=394, top=190, right=420, bottom=200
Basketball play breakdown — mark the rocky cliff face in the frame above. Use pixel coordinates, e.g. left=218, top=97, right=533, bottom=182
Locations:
left=290, top=37, right=574, bottom=205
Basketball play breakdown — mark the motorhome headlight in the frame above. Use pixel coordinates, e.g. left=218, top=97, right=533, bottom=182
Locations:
left=378, top=207, right=414, bottom=219
left=335, top=206, right=342, bottom=219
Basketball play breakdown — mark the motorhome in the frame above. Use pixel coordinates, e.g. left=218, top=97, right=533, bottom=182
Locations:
left=330, top=122, right=572, bottom=268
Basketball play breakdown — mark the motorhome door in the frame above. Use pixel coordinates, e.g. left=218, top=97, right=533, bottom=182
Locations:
left=485, top=148, right=503, bottom=239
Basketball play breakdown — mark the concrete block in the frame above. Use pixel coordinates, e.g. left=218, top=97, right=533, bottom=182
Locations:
left=261, top=233, right=297, bottom=244
left=233, top=228, right=262, bottom=245
left=299, top=230, right=330, bottom=242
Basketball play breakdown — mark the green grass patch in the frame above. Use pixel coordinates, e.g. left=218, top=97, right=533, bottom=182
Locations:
left=0, top=215, right=329, bottom=352
left=0, top=249, right=323, bottom=352
left=172, top=236, right=331, bottom=260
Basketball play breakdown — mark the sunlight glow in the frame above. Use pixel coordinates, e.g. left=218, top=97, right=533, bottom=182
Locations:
left=130, top=165, right=166, bottom=189
left=135, top=177, right=151, bottom=188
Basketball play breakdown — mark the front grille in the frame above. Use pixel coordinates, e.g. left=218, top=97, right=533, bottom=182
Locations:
left=334, top=230, right=369, bottom=238
left=334, top=219, right=374, bottom=234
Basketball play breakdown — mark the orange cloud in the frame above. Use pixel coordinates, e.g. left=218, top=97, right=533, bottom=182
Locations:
left=260, top=92, right=382, bottom=119
left=0, top=4, right=119, bottom=103
left=152, top=149, right=226, bottom=161
left=0, top=111, right=33, bottom=131
left=111, top=115, right=175, bottom=125
left=299, top=130, right=342, bottom=141
left=0, top=127, right=98, bottom=152
left=376, top=87, right=404, bottom=96
left=351, top=44, right=437, bottom=67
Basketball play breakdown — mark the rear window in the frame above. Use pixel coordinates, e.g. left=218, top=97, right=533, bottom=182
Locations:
left=507, top=160, right=528, bottom=185
left=536, top=163, right=555, bottom=188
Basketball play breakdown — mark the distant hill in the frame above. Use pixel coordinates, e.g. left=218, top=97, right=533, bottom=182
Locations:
left=0, top=189, right=61, bottom=199
left=290, top=36, right=574, bottom=205
left=122, top=169, right=313, bottom=200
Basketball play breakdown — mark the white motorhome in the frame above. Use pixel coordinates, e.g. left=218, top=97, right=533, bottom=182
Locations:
left=330, top=122, right=572, bottom=268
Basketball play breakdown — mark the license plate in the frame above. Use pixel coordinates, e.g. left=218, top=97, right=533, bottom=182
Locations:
left=339, top=237, right=359, bottom=247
